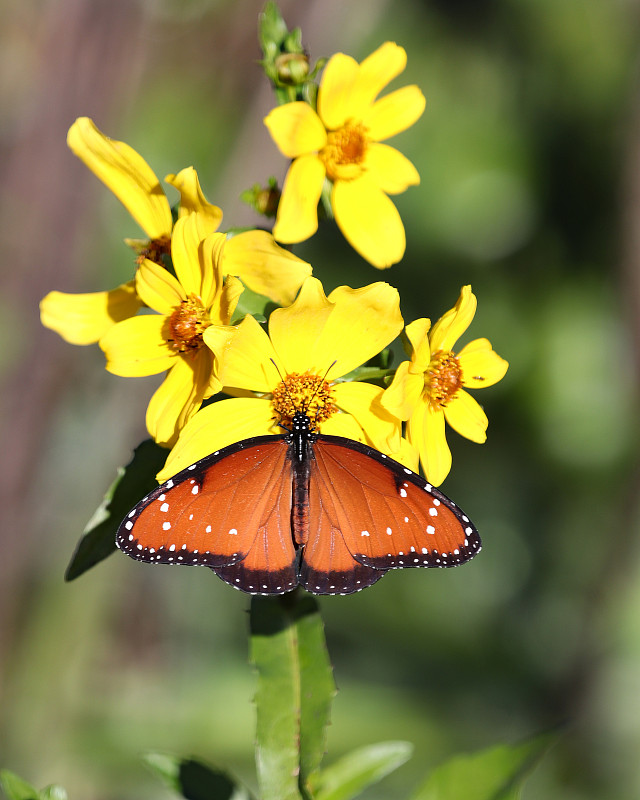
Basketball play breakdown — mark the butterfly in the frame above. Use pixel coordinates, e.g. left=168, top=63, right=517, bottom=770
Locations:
left=116, top=411, right=481, bottom=595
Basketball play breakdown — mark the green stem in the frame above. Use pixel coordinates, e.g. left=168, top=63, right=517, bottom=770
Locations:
left=250, top=591, right=336, bottom=800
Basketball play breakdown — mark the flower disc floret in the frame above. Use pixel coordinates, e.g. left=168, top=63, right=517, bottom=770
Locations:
left=167, top=296, right=210, bottom=353
left=272, top=372, right=338, bottom=430
left=426, top=352, right=463, bottom=409
left=321, top=123, right=368, bottom=181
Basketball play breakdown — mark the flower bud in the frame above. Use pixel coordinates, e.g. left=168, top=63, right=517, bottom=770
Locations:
left=274, top=52, right=309, bottom=85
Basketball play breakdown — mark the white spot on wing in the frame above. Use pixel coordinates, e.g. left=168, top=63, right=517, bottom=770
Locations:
left=162, top=521, right=171, bottom=531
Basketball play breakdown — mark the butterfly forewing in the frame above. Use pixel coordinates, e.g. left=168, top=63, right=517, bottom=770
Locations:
left=116, top=437, right=297, bottom=585
left=309, top=436, right=481, bottom=572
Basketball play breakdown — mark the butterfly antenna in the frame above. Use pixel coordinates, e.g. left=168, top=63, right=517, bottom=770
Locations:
left=302, top=360, right=337, bottom=415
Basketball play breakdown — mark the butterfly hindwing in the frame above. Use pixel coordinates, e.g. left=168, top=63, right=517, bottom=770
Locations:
left=300, top=465, right=386, bottom=594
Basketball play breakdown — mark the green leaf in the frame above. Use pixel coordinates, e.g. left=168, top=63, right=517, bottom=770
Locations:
left=230, top=282, right=276, bottom=324
left=65, top=439, right=168, bottom=581
left=0, top=770, right=39, bottom=800
left=250, top=592, right=336, bottom=800
left=144, top=753, right=253, bottom=800
left=39, top=787, right=68, bottom=800
left=409, top=732, right=555, bottom=800
left=313, top=741, right=413, bottom=800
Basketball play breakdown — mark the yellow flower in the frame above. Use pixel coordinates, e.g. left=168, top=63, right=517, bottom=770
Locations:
left=156, top=277, right=404, bottom=481
left=264, top=42, right=425, bottom=268
left=381, top=286, right=508, bottom=486
left=100, top=215, right=243, bottom=447
left=40, top=118, right=310, bottom=345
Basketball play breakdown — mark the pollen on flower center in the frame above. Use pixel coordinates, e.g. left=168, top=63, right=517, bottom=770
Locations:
left=321, top=122, right=368, bottom=181
left=272, top=372, right=337, bottom=430
left=166, top=296, right=209, bottom=353
left=425, top=351, right=463, bottom=409
left=133, top=235, right=172, bottom=267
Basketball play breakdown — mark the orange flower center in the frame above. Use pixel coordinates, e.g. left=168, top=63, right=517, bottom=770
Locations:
left=425, top=351, right=463, bottom=409
left=272, top=371, right=337, bottom=430
left=167, top=296, right=209, bottom=353
left=134, top=235, right=172, bottom=266
left=321, top=122, right=368, bottom=181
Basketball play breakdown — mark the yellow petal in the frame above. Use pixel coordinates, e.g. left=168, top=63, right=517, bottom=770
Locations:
left=146, top=350, right=213, bottom=447
left=333, top=381, right=401, bottom=452
left=40, top=281, right=142, bottom=345
left=354, top=42, right=408, bottom=109
left=320, top=411, right=367, bottom=441
left=156, top=396, right=275, bottom=481
left=136, top=259, right=185, bottom=315
left=273, top=155, right=325, bottom=244
left=264, top=102, right=327, bottom=158
left=404, top=318, right=432, bottom=372
left=222, top=230, right=312, bottom=306
left=268, top=277, right=334, bottom=375
left=331, top=175, right=405, bottom=268
left=458, top=338, right=509, bottom=389
left=380, top=361, right=424, bottom=421
left=393, top=437, right=420, bottom=473
left=215, top=314, right=280, bottom=393
left=209, top=275, right=243, bottom=327
left=165, top=167, right=223, bottom=232
left=362, top=85, right=426, bottom=142
left=269, top=278, right=402, bottom=380
left=67, top=117, right=172, bottom=240
left=317, top=53, right=360, bottom=129
left=202, top=323, right=237, bottom=362
left=364, top=143, right=420, bottom=195
left=429, top=285, right=476, bottom=354
left=198, top=231, right=226, bottom=308
left=325, top=282, right=403, bottom=376
left=444, top=390, right=488, bottom=444
left=171, top=214, right=220, bottom=298
left=409, top=404, right=451, bottom=487
left=100, top=314, right=175, bottom=376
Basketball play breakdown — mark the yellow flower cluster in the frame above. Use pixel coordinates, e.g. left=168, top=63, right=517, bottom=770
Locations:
left=40, top=38, right=508, bottom=488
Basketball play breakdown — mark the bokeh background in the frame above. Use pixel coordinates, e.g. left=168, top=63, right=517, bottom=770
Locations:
left=1, top=0, right=639, bottom=797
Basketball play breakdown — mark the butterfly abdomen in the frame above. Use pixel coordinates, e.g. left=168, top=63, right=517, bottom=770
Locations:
left=291, top=448, right=311, bottom=546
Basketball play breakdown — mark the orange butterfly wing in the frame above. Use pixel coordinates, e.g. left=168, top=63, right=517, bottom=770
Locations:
left=299, top=436, right=481, bottom=594
left=116, top=437, right=298, bottom=593
left=116, top=428, right=481, bottom=597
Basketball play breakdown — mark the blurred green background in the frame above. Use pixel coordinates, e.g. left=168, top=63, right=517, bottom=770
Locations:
left=1, top=0, right=639, bottom=797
